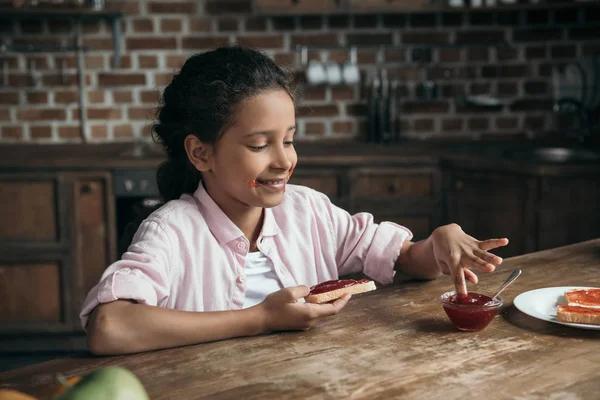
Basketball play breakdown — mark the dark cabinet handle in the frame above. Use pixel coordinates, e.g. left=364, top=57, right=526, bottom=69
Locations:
left=455, top=180, right=464, bottom=190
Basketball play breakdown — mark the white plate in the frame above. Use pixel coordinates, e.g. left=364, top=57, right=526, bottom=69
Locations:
left=513, top=286, right=600, bottom=330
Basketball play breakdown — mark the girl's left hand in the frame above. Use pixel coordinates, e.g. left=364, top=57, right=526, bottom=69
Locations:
left=430, top=224, right=509, bottom=295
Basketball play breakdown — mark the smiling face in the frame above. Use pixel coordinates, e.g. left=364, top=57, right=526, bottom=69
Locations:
left=192, top=88, right=297, bottom=217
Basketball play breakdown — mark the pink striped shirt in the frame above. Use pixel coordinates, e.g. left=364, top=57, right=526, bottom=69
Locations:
left=80, top=183, right=412, bottom=329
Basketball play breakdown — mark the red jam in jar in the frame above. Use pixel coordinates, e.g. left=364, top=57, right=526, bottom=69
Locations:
left=440, top=292, right=502, bottom=332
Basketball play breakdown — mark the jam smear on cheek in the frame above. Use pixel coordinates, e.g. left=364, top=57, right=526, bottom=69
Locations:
left=249, top=179, right=260, bottom=187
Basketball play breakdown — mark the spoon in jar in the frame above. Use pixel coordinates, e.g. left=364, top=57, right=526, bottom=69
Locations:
left=486, top=269, right=521, bottom=305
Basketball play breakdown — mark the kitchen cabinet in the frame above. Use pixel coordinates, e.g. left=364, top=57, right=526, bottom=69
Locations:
left=443, top=170, right=535, bottom=258
left=0, top=172, right=114, bottom=350
left=349, top=167, right=441, bottom=241
left=537, top=176, right=600, bottom=251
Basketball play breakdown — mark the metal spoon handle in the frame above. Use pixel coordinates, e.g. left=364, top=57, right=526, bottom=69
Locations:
left=491, top=269, right=522, bottom=300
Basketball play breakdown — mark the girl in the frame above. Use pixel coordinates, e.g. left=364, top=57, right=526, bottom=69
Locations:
left=81, top=47, right=508, bottom=356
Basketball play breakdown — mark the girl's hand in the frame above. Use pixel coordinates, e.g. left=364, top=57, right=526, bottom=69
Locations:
left=430, top=224, right=509, bottom=296
left=255, top=286, right=351, bottom=332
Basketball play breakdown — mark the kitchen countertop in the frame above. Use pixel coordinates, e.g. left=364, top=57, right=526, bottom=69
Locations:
left=1, top=239, right=599, bottom=399
left=0, top=140, right=599, bottom=176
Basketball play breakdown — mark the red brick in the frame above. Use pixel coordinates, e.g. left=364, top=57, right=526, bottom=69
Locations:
left=332, top=87, right=356, bottom=101
left=127, top=38, right=177, bottom=51
left=569, top=27, right=600, bottom=40
left=442, top=118, right=464, bottom=132
left=333, top=120, right=354, bottom=134
left=189, top=18, right=212, bottom=32
left=481, top=64, right=530, bottom=78
left=386, top=48, right=406, bottom=63
left=142, top=124, right=154, bottom=137
left=345, top=104, right=367, bottom=117
left=161, top=19, right=183, bottom=33
left=291, top=34, right=339, bottom=47
left=524, top=115, right=546, bottom=131
left=148, top=1, right=196, bottom=14
left=113, top=124, right=134, bottom=138
left=13, top=38, right=61, bottom=47
left=25, top=56, right=49, bottom=70
left=2, top=126, right=23, bottom=139
left=245, top=17, right=267, bottom=32
left=138, top=55, right=159, bottom=69
left=140, top=90, right=160, bottom=103
left=382, top=14, right=406, bottom=28
left=297, top=105, right=339, bottom=118
left=347, top=33, right=392, bottom=46
left=113, top=91, right=133, bottom=103
left=305, top=122, right=325, bottom=136
left=85, top=55, right=106, bottom=69
left=128, top=107, right=155, bottom=120
left=237, top=35, right=284, bottom=49
left=496, top=47, right=519, bottom=61
left=205, top=0, right=251, bottom=14
left=468, top=117, right=489, bottom=130
left=55, top=91, right=78, bottom=104
left=218, top=18, right=239, bottom=32
left=274, top=52, right=295, bottom=67
left=510, top=99, right=553, bottom=112
left=524, top=81, right=548, bottom=95
left=497, top=82, right=519, bottom=96
left=111, top=55, right=132, bottom=69
left=98, top=73, right=146, bottom=87
left=17, top=109, right=66, bottom=121
left=402, top=32, right=450, bottom=45
left=414, top=119, right=434, bottom=132
left=155, top=73, right=175, bottom=86
left=83, top=38, right=114, bottom=51
left=496, top=116, right=519, bottom=130
left=30, top=126, right=52, bottom=139
left=91, top=125, right=108, bottom=139
left=438, top=48, right=461, bottom=63
left=470, top=83, right=490, bottom=95
left=58, top=125, right=81, bottom=139
left=550, top=45, right=577, bottom=59
left=0, top=92, right=19, bottom=105
left=457, top=30, right=505, bottom=44
left=357, top=50, right=377, bottom=65
left=182, top=37, right=230, bottom=49
left=514, top=28, right=562, bottom=42
left=26, top=92, right=48, bottom=104
left=133, top=18, right=154, bottom=33
left=88, top=91, right=105, bottom=104
left=87, top=108, right=122, bottom=120
left=467, top=48, right=489, bottom=62
left=410, top=13, right=437, bottom=27
left=302, top=87, right=326, bottom=101
left=82, top=20, right=102, bottom=34
left=8, top=74, right=32, bottom=88
left=105, top=1, right=140, bottom=15
left=166, top=55, right=187, bottom=68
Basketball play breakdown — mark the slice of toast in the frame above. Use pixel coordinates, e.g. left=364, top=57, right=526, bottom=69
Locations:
left=565, top=288, right=600, bottom=309
left=305, top=280, right=376, bottom=304
left=557, top=305, right=600, bottom=325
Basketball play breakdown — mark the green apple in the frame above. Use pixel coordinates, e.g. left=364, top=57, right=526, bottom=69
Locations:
left=53, top=366, right=149, bottom=400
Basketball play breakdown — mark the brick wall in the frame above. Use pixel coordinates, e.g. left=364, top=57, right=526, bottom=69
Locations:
left=0, top=0, right=598, bottom=143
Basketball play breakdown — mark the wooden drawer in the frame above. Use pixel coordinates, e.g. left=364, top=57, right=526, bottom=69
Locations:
left=0, top=262, right=62, bottom=323
left=0, top=177, right=59, bottom=242
left=351, top=169, right=434, bottom=199
left=290, top=172, right=340, bottom=199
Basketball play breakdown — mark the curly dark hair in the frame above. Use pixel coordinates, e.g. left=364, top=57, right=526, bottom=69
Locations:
left=153, top=46, right=299, bottom=202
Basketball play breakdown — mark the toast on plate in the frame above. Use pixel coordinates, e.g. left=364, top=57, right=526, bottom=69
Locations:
left=557, top=305, right=600, bottom=325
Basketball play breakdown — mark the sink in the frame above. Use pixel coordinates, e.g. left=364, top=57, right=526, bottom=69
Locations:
left=503, top=147, right=600, bottom=164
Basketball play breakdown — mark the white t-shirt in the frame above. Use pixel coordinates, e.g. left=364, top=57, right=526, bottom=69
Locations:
left=242, top=251, right=284, bottom=309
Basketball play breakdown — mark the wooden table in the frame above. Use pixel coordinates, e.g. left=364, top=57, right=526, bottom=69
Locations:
left=2, top=240, right=599, bottom=399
